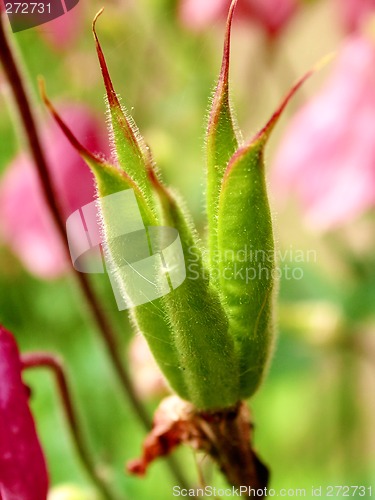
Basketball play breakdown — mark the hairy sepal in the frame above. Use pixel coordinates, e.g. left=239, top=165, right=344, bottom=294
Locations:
left=42, top=90, right=189, bottom=401
left=93, top=10, right=157, bottom=211
left=206, top=0, right=239, bottom=279
left=149, top=170, right=239, bottom=410
left=217, top=72, right=313, bottom=398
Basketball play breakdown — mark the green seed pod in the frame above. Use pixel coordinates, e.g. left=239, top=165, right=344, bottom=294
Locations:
left=43, top=0, right=312, bottom=411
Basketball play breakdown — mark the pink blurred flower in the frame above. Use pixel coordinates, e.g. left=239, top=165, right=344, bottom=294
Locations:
left=338, top=0, right=375, bottom=33
left=0, top=325, right=49, bottom=500
left=38, top=2, right=83, bottom=50
left=179, top=0, right=298, bottom=38
left=0, top=104, right=109, bottom=278
left=272, top=35, right=375, bottom=231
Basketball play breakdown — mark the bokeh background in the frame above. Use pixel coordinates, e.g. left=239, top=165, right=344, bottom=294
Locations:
left=0, top=0, right=374, bottom=498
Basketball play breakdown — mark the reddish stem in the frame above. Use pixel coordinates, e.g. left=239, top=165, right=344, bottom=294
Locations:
left=22, top=353, right=116, bottom=500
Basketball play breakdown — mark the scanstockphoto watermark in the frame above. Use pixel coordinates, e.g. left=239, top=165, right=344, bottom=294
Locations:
left=172, top=485, right=308, bottom=497
left=172, top=485, right=373, bottom=497
left=187, top=245, right=318, bottom=282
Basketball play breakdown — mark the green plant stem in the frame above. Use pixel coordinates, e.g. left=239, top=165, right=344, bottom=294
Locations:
left=21, top=353, right=117, bottom=500
left=0, top=13, right=189, bottom=489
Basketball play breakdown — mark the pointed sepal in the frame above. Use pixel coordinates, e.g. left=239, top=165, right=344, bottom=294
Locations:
left=206, top=0, right=239, bottom=276
left=93, top=9, right=157, bottom=212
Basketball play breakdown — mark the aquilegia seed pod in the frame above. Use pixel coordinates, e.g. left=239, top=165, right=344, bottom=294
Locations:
left=42, top=0, right=311, bottom=411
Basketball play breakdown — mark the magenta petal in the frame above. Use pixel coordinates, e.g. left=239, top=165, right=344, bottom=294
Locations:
left=0, top=326, right=49, bottom=500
